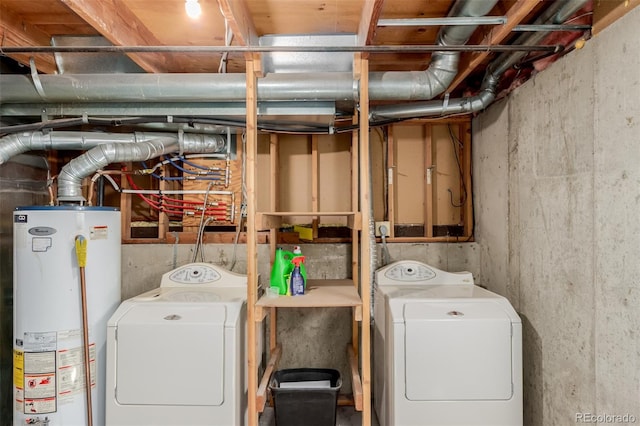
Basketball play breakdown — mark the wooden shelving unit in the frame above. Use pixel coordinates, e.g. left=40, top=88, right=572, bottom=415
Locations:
left=245, top=55, right=372, bottom=425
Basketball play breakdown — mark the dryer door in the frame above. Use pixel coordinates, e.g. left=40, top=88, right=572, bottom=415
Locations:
left=115, top=303, right=226, bottom=406
left=404, top=301, right=513, bottom=401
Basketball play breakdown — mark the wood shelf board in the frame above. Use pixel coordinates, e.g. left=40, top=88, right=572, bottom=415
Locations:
left=257, top=211, right=361, bottom=231
left=256, top=279, right=361, bottom=310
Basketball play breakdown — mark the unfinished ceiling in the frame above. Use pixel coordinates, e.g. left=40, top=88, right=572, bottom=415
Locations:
left=0, top=0, right=635, bottom=130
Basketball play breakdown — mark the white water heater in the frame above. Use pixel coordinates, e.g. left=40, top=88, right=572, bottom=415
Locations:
left=13, top=206, right=121, bottom=426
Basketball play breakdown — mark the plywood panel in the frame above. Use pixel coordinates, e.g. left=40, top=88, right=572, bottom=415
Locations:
left=318, top=133, right=352, bottom=225
left=278, top=134, right=312, bottom=223
left=256, top=133, right=272, bottom=212
left=182, top=134, right=242, bottom=228
left=370, top=129, right=386, bottom=222
left=394, top=124, right=425, bottom=224
left=432, top=124, right=462, bottom=225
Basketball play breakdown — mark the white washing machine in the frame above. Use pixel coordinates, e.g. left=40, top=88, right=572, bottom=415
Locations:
left=106, top=263, right=248, bottom=426
left=373, top=260, right=522, bottom=426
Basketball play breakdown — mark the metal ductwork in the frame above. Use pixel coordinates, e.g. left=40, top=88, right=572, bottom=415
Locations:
left=0, top=130, right=225, bottom=202
left=0, top=0, right=497, bottom=106
left=0, top=131, right=226, bottom=165
left=370, top=0, right=589, bottom=120
left=57, top=138, right=178, bottom=203
left=56, top=132, right=226, bottom=203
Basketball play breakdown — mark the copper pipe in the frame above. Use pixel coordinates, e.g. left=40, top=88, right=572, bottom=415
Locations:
left=75, top=236, right=93, bottom=426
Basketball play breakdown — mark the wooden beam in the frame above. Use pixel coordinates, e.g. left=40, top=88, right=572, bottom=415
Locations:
left=59, top=0, right=177, bottom=73
left=0, top=4, right=57, bottom=73
left=424, top=125, right=434, bottom=238
left=461, top=122, right=473, bottom=238
left=387, top=126, right=396, bottom=238
left=593, top=0, right=640, bottom=35
left=448, top=0, right=542, bottom=92
left=216, top=0, right=259, bottom=46
left=245, top=55, right=260, bottom=426
left=256, top=344, right=282, bottom=412
left=357, top=0, right=386, bottom=46
left=311, top=135, right=319, bottom=240
left=358, top=55, right=372, bottom=426
left=348, top=345, right=364, bottom=412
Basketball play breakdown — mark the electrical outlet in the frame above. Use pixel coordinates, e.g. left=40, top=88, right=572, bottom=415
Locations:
left=375, top=221, right=391, bottom=237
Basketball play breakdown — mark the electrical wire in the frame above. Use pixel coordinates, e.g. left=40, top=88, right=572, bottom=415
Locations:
left=447, top=124, right=467, bottom=208
left=192, top=181, right=215, bottom=262
left=229, top=131, right=247, bottom=271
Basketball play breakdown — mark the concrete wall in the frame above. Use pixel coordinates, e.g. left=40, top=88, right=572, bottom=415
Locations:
left=121, top=242, right=479, bottom=396
left=474, top=7, right=640, bottom=425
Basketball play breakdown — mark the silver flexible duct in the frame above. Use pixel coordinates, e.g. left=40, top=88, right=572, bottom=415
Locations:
left=0, top=131, right=226, bottom=165
left=0, top=0, right=497, bottom=105
left=57, top=138, right=179, bottom=203
left=370, top=0, right=589, bottom=119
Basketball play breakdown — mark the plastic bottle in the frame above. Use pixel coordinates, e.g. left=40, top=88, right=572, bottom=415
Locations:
left=292, top=246, right=307, bottom=286
left=270, top=248, right=294, bottom=295
left=289, top=256, right=306, bottom=296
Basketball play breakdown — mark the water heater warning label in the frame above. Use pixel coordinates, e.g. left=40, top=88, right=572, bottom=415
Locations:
left=90, top=225, right=109, bottom=240
left=13, top=350, right=23, bottom=387
left=23, top=351, right=56, bottom=414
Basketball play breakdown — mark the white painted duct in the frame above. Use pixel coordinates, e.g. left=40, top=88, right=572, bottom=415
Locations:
left=0, top=0, right=497, bottom=105
left=370, top=0, right=589, bottom=119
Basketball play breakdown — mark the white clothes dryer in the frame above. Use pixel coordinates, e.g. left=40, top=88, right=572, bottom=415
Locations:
left=106, top=263, right=248, bottom=426
left=373, top=260, right=522, bottom=426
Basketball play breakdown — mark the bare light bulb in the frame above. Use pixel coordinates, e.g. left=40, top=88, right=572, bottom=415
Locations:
left=185, top=0, right=202, bottom=19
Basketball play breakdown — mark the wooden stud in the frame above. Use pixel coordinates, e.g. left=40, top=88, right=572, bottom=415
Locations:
left=269, top=307, right=277, bottom=351
left=311, top=135, right=319, bottom=240
left=245, top=55, right=259, bottom=426
left=351, top=56, right=361, bottom=353
left=387, top=126, right=396, bottom=238
left=256, top=344, right=282, bottom=412
left=157, top=165, right=169, bottom=240
left=120, top=164, right=132, bottom=241
left=425, top=125, right=434, bottom=238
left=348, top=345, right=364, bottom=411
left=461, top=122, right=474, bottom=238
left=269, top=133, right=279, bottom=254
left=357, top=55, right=372, bottom=426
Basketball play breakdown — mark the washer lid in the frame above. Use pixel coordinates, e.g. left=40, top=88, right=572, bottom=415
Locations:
left=115, top=303, right=225, bottom=406
left=404, top=301, right=514, bottom=401
left=376, top=260, right=473, bottom=286
left=160, top=262, right=247, bottom=288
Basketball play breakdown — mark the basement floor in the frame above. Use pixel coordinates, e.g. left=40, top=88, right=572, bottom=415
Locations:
left=259, top=406, right=379, bottom=425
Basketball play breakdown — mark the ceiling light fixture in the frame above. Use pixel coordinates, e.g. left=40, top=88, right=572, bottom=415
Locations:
left=185, top=0, right=202, bottom=19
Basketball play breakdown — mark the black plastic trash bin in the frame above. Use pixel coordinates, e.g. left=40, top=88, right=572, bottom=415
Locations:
left=269, top=368, right=342, bottom=426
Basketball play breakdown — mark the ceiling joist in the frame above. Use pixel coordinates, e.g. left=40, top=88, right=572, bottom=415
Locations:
left=448, top=0, right=543, bottom=92
left=0, top=4, right=58, bottom=74
left=59, top=0, right=181, bottom=73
